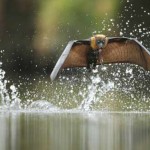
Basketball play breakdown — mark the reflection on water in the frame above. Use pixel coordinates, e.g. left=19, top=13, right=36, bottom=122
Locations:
left=0, top=111, right=150, bottom=150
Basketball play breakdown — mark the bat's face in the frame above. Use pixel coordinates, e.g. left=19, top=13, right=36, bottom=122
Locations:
left=90, top=34, right=108, bottom=49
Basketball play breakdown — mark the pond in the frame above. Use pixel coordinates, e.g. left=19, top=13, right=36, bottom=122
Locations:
left=0, top=111, right=150, bottom=150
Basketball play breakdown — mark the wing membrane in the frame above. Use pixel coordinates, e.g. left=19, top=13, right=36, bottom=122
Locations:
left=50, top=39, right=90, bottom=81
left=101, top=38, right=150, bottom=70
left=50, top=37, right=150, bottom=81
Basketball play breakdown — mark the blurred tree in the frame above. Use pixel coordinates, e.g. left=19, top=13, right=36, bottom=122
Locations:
left=0, top=0, right=5, bottom=37
left=0, top=0, right=37, bottom=77
left=0, top=0, right=121, bottom=79
left=33, top=0, right=119, bottom=55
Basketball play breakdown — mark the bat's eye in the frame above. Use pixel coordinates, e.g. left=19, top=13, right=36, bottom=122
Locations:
left=96, top=40, right=105, bottom=48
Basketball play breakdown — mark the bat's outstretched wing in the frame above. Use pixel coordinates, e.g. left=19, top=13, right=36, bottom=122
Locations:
left=102, top=37, right=150, bottom=70
left=50, top=39, right=90, bottom=81
left=50, top=37, right=150, bottom=81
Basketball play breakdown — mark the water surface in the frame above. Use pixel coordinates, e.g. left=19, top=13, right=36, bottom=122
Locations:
left=0, top=111, right=150, bottom=150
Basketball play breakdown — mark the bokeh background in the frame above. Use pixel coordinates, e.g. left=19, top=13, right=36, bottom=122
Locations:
left=0, top=0, right=150, bottom=81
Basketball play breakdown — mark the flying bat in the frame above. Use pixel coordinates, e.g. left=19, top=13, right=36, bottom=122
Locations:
left=50, top=34, right=150, bottom=81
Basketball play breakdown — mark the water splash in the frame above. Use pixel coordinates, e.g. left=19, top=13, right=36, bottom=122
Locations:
left=100, top=1, right=150, bottom=49
left=78, top=73, right=114, bottom=111
left=54, top=64, right=150, bottom=111
left=0, top=62, right=22, bottom=110
left=0, top=63, right=54, bottom=111
left=28, top=100, right=59, bottom=111
left=1, top=64, right=150, bottom=111
left=9, top=85, right=21, bottom=109
left=0, top=62, right=11, bottom=108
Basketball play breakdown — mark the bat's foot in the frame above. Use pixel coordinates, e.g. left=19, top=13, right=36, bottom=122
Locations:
left=87, top=63, right=96, bottom=72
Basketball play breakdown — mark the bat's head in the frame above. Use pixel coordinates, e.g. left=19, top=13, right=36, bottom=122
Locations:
left=90, top=34, right=108, bottom=49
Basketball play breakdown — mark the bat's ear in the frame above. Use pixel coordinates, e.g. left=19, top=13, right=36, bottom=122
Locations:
left=103, top=36, right=108, bottom=48
left=90, top=36, right=97, bottom=49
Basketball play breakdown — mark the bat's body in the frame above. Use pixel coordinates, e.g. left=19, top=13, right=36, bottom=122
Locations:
left=50, top=34, right=150, bottom=81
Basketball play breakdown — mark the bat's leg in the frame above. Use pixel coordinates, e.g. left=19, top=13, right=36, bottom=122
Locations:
left=98, top=49, right=103, bottom=64
left=87, top=49, right=99, bottom=70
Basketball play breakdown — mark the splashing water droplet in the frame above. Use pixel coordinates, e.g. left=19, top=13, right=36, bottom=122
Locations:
left=120, top=32, right=123, bottom=36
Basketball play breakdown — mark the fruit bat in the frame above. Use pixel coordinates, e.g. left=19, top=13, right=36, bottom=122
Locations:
left=50, top=34, right=150, bottom=81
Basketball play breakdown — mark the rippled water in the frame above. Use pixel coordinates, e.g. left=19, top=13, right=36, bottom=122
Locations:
left=0, top=111, right=150, bottom=150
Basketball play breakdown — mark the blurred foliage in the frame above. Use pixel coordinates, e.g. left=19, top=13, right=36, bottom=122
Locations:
left=33, top=0, right=119, bottom=53
left=0, top=0, right=150, bottom=79
left=0, top=0, right=119, bottom=78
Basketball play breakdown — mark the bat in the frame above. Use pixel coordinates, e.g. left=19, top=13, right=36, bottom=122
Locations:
left=50, top=34, right=150, bottom=81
